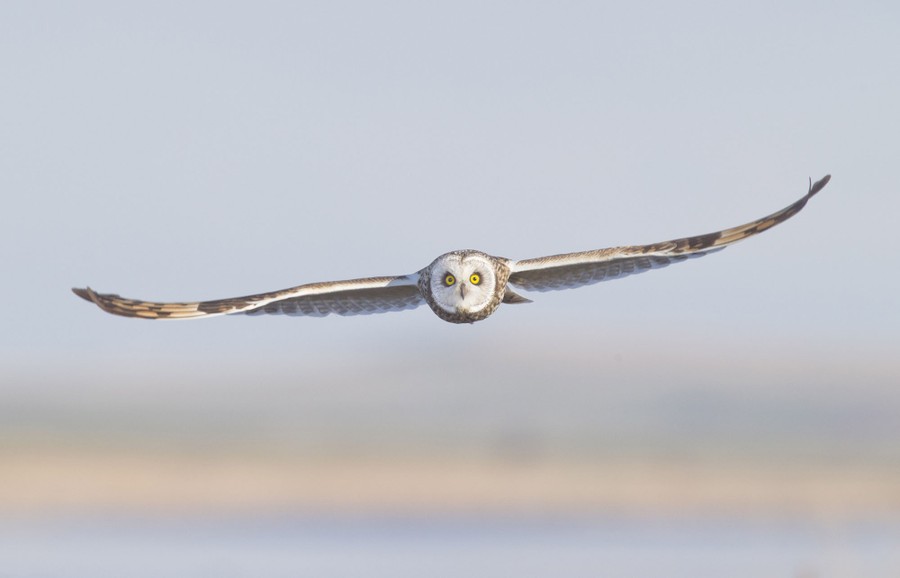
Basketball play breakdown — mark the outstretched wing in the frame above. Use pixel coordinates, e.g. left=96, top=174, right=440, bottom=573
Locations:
left=507, top=175, right=830, bottom=292
left=72, top=274, right=424, bottom=319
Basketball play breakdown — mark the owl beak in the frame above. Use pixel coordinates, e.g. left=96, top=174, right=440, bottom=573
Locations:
left=459, top=283, right=468, bottom=299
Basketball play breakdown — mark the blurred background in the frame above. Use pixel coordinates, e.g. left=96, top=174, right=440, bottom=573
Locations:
left=1, top=1, right=899, bottom=576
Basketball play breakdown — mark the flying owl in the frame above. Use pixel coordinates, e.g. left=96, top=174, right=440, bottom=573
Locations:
left=73, top=175, right=830, bottom=324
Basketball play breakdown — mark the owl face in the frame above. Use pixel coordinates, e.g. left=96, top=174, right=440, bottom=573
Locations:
left=426, top=251, right=500, bottom=321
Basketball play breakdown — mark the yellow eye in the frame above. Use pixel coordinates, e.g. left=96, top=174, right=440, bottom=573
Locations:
left=469, top=273, right=481, bottom=285
left=444, top=274, right=456, bottom=286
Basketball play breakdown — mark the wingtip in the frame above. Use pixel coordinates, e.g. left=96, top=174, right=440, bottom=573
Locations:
left=808, top=174, right=831, bottom=198
left=72, top=287, right=107, bottom=309
left=72, top=286, right=94, bottom=302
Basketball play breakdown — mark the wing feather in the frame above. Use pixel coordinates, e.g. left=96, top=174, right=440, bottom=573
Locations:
left=72, top=274, right=424, bottom=319
left=508, top=175, right=830, bottom=292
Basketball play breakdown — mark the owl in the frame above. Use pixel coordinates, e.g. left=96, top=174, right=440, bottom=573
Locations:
left=73, top=175, right=830, bottom=324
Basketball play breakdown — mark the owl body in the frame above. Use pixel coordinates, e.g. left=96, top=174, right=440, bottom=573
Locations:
left=72, top=175, right=831, bottom=324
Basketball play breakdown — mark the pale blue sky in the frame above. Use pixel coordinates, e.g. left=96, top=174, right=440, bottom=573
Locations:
left=1, top=2, right=898, bottom=411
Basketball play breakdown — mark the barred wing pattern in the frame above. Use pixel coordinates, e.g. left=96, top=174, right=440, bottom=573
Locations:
left=508, top=175, right=830, bottom=292
left=72, top=275, right=423, bottom=319
left=73, top=175, right=829, bottom=323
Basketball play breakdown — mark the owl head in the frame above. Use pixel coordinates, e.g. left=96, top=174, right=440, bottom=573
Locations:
left=423, top=250, right=507, bottom=323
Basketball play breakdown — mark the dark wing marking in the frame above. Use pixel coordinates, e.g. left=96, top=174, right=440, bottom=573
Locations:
left=72, top=275, right=424, bottom=319
left=508, top=175, right=830, bottom=292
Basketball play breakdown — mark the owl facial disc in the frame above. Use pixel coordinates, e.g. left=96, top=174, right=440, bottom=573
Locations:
left=421, top=250, right=509, bottom=323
